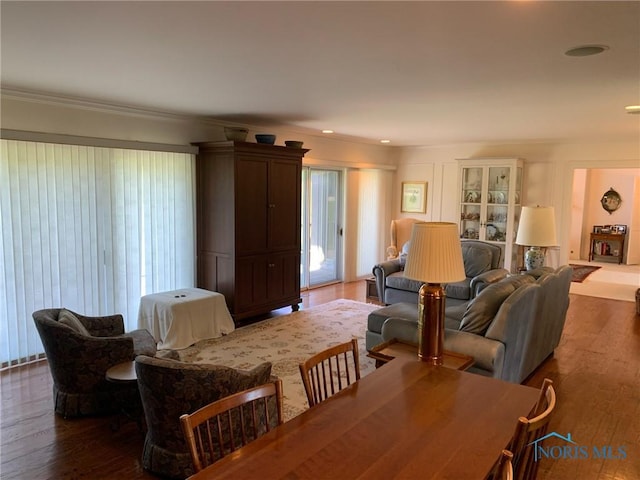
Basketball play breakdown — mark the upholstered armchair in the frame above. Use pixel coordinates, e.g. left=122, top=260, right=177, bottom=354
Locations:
left=32, top=308, right=157, bottom=418
left=135, top=355, right=274, bottom=479
left=373, top=239, right=507, bottom=306
left=385, top=218, right=421, bottom=260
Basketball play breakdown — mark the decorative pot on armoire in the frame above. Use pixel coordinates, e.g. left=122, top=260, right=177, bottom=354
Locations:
left=194, top=140, right=309, bottom=323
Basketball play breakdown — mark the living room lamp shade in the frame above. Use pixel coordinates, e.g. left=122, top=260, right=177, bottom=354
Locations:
left=404, top=222, right=466, bottom=365
left=515, top=206, right=557, bottom=270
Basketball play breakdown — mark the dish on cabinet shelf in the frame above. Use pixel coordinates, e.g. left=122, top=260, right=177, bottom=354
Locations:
left=464, top=191, right=480, bottom=203
left=486, top=224, right=498, bottom=240
left=496, top=192, right=506, bottom=204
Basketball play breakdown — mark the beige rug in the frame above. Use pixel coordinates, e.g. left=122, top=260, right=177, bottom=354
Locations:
left=176, top=299, right=379, bottom=420
left=568, top=260, right=640, bottom=302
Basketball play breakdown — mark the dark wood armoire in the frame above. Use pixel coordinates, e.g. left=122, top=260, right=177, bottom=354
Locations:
left=194, top=141, right=308, bottom=322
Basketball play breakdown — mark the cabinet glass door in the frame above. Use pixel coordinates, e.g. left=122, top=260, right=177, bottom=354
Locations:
left=460, top=167, right=483, bottom=240
left=486, top=167, right=510, bottom=243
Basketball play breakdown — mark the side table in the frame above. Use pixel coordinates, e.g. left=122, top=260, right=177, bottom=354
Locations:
left=365, top=277, right=381, bottom=304
left=368, top=338, right=475, bottom=371
left=106, top=361, right=144, bottom=431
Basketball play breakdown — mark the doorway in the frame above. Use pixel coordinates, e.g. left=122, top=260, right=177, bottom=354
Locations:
left=301, top=168, right=343, bottom=289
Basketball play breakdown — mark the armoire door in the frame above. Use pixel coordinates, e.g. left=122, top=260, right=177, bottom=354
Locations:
left=236, top=157, right=268, bottom=254
left=269, top=158, right=301, bottom=251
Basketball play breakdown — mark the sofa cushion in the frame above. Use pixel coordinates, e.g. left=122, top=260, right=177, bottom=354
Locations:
left=58, top=309, right=91, bottom=336
left=367, top=302, right=419, bottom=335
left=445, top=278, right=471, bottom=301
left=461, top=244, right=493, bottom=277
left=386, top=272, right=423, bottom=292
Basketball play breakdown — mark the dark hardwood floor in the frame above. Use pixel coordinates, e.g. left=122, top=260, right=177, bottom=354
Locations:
left=1, top=281, right=638, bottom=479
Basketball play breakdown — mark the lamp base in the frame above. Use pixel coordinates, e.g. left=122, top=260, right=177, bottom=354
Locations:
left=417, top=283, right=446, bottom=365
left=524, top=246, right=545, bottom=270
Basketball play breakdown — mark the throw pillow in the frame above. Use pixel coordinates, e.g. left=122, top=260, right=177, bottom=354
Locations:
left=458, top=281, right=516, bottom=335
left=398, top=242, right=410, bottom=269
left=58, top=309, right=91, bottom=336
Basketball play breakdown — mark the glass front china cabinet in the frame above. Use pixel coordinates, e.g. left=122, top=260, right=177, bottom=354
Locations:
left=458, top=158, right=524, bottom=272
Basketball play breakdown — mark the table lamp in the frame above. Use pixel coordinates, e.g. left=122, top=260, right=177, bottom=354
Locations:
left=403, top=222, right=466, bottom=365
left=515, top=206, right=557, bottom=271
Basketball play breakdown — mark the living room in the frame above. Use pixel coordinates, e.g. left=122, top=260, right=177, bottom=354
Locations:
left=1, top=2, right=639, bottom=479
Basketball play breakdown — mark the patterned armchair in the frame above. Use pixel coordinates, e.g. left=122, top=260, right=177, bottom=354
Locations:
left=135, top=355, right=274, bottom=479
left=32, top=308, right=157, bottom=418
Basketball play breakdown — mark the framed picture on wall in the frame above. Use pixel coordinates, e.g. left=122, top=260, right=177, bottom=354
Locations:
left=401, top=182, right=427, bottom=213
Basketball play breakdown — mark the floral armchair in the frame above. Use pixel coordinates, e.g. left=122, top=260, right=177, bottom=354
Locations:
left=32, top=308, right=157, bottom=418
left=135, top=354, right=274, bottom=479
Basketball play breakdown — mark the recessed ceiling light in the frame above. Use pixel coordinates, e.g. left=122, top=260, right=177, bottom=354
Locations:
left=322, top=129, right=334, bottom=134
left=380, top=139, right=391, bottom=144
left=625, top=105, right=640, bottom=114
left=564, top=45, right=609, bottom=57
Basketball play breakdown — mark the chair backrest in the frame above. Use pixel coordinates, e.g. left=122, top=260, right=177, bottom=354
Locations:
left=180, top=379, right=284, bottom=473
left=135, top=355, right=273, bottom=479
left=299, top=338, right=361, bottom=407
left=509, top=378, right=556, bottom=480
left=493, top=449, right=514, bottom=480
left=387, top=218, right=421, bottom=258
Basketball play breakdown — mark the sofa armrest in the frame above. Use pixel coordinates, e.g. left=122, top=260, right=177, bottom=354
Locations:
left=469, top=268, right=509, bottom=298
left=443, top=330, right=504, bottom=377
left=372, top=260, right=403, bottom=304
left=381, top=318, right=505, bottom=378
left=381, top=317, right=419, bottom=344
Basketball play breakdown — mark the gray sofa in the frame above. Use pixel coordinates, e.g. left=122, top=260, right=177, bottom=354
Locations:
left=372, top=265, right=572, bottom=383
left=372, top=239, right=507, bottom=306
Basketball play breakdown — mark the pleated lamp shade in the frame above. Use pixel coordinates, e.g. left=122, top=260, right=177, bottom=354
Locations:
left=403, top=222, right=466, bottom=284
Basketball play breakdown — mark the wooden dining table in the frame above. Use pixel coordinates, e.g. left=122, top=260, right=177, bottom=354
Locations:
left=187, top=356, right=539, bottom=479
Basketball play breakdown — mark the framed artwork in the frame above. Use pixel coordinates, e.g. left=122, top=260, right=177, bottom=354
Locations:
left=401, top=182, right=427, bottom=213
left=593, top=225, right=603, bottom=233
left=613, top=224, right=627, bottom=234
left=601, top=225, right=612, bottom=234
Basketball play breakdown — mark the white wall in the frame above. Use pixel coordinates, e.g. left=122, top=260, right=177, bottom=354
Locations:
left=397, top=142, right=640, bottom=266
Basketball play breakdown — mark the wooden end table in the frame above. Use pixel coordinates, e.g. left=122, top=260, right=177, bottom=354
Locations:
left=365, top=277, right=381, bottom=303
left=368, top=338, right=474, bottom=371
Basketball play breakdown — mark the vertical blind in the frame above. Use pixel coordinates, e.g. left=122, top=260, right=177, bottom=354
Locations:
left=0, top=139, right=195, bottom=368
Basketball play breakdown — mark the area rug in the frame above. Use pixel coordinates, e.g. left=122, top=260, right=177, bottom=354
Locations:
left=175, top=299, right=379, bottom=421
left=569, top=264, right=601, bottom=283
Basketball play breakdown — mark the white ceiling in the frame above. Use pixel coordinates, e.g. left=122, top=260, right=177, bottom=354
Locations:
left=1, top=1, right=639, bottom=147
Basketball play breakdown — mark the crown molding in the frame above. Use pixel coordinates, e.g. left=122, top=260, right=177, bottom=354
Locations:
left=0, top=86, right=228, bottom=126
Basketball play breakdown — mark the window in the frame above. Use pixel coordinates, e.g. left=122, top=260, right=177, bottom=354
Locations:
left=0, top=139, right=195, bottom=367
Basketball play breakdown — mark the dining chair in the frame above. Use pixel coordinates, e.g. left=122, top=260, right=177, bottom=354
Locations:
left=299, top=338, right=361, bottom=407
left=179, top=379, right=284, bottom=473
left=493, top=449, right=514, bottom=480
left=509, top=378, right=556, bottom=480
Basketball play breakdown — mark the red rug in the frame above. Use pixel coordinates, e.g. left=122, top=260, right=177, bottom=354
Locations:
left=569, top=264, right=601, bottom=283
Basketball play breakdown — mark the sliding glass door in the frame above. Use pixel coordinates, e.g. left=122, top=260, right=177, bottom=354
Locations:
left=301, top=168, right=342, bottom=289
